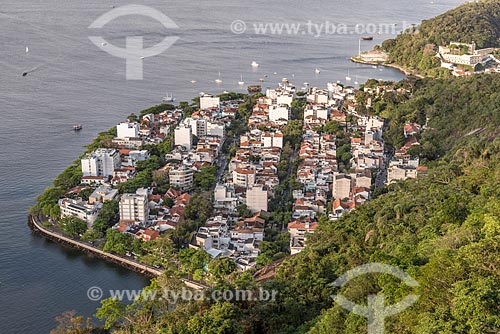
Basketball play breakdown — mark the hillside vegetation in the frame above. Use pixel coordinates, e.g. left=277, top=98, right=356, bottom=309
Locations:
left=381, top=0, right=500, bottom=76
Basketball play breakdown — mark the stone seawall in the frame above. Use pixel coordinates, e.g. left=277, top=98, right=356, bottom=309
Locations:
left=27, top=215, right=162, bottom=279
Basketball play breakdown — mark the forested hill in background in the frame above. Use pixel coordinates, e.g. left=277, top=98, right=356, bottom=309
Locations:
left=381, top=0, right=500, bottom=76
left=76, top=74, right=500, bottom=334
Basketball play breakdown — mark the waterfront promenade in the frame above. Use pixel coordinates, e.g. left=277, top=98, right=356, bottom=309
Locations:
left=28, top=215, right=163, bottom=278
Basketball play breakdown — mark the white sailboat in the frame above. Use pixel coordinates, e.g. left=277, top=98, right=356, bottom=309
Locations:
left=162, top=92, right=175, bottom=103
left=251, top=61, right=259, bottom=67
left=238, top=74, right=245, bottom=85
left=346, top=69, right=352, bottom=81
left=215, top=71, right=222, bottom=84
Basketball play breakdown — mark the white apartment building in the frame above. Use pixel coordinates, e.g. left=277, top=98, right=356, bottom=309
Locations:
left=174, top=124, right=193, bottom=151
left=200, top=94, right=220, bottom=110
left=214, top=184, right=238, bottom=211
left=116, top=122, right=139, bottom=139
left=246, top=185, right=268, bottom=212
left=387, top=158, right=420, bottom=184
left=307, top=88, right=329, bottom=104
left=88, top=186, right=118, bottom=204
left=169, top=166, right=195, bottom=190
left=333, top=174, right=352, bottom=200
left=58, top=198, right=102, bottom=228
left=207, top=122, right=225, bottom=138
left=119, top=193, right=149, bottom=223
left=277, top=94, right=294, bottom=106
left=111, top=137, right=143, bottom=149
left=126, top=150, right=150, bottom=167
left=81, top=148, right=120, bottom=177
left=233, top=167, right=256, bottom=188
left=183, top=118, right=224, bottom=138
left=304, top=104, right=329, bottom=124
left=268, top=104, right=290, bottom=122
left=262, top=132, right=284, bottom=148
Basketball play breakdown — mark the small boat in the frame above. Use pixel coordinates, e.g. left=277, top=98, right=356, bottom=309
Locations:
left=354, top=81, right=359, bottom=85
left=315, top=68, right=321, bottom=74
left=25, top=46, right=29, bottom=53
left=22, top=72, right=28, bottom=77
left=190, top=80, right=197, bottom=84
left=259, top=78, right=265, bottom=82
left=251, top=61, right=259, bottom=67
left=140, top=56, right=145, bottom=59
left=73, top=124, right=82, bottom=131
left=303, top=82, right=309, bottom=86
left=101, top=42, right=107, bottom=46
left=215, top=71, right=222, bottom=84
left=346, top=69, right=352, bottom=81
left=162, top=92, right=175, bottom=103
left=372, top=65, right=378, bottom=69
left=238, top=74, right=245, bottom=86
left=273, top=72, right=277, bottom=75
left=281, top=78, right=288, bottom=83
left=362, top=36, right=374, bottom=41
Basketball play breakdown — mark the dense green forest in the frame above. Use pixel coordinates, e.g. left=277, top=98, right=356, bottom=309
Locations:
left=53, top=74, right=500, bottom=333
left=381, top=0, right=500, bottom=76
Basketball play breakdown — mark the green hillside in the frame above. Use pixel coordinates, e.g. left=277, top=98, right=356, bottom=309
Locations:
left=381, top=0, right=500, bottom=76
